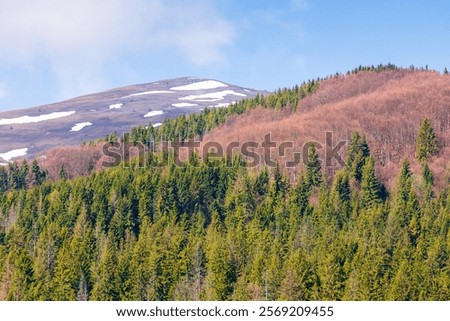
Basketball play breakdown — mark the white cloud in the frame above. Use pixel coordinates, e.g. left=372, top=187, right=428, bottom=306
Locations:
left=0, top=0, right=234, bottom=99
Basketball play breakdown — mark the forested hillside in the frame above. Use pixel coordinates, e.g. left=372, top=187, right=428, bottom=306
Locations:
left=202, top=68, right=450, bottom=189
left=0, top=65, right=449, bottom=301
left=0, top=143, right=449, bottom=300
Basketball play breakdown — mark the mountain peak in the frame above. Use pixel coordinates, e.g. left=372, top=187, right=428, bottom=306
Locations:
left=0, top=78, right=268, bottom=161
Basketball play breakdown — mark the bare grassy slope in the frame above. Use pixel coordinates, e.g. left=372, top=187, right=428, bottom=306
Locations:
left=201, top=70, right=450, bottom=188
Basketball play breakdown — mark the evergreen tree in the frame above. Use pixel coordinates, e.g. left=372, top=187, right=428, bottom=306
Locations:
left=422, top=163, right=434, bottom=186
left=204, top=216, right=234, bottom=300
left=305, top=143, right=322, bottom=187
left=346, top=133, right=370, bottom=181
left=279, top=249, right=316, bottom=300
left=360, top=157, right=381, bottom=208
left=330, top=170, right=351, bottom=224
left=5, top=247, right=35, bottom=300
left=395, top=159, right=413, bottom=204
left=8, top=161, right=20, bottom=189
left=59, top=164, right=68, bottom=180
left=91, top=236, right=120, bottom=300
left=0, top=166, right=8, bottom=193
left=416, top=118, right=439, bottom=161
left=31, top=159, right=45, bottom=186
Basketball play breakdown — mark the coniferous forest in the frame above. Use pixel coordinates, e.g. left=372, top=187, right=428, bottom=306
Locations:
left=0, top=66, right=449, bottom=301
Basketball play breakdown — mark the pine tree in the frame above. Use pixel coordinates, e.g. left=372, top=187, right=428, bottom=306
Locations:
left=416, top=118, right=439, bottom=161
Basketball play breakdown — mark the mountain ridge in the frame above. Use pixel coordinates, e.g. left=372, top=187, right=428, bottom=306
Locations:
left=0, top=77, right=268, bottom=160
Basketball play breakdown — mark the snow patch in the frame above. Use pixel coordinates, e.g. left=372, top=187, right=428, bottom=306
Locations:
left=0, top=148, right=28, bottom=162
left=179, top=90, right=247, bottom=102
left=123, top=90, right=174, bottom=98
left=0, top=111, right=75, bottom=125
left=172, top=102, right=198, bottom=108
left=144, top=110, right=164, bottom=118
left=109, top=103, right=123, bottom=109
left=170, top=80, right=228, bottom=91
left=152, top=122, right=162, bottom=128
left=70, top=122, right=93, bottom=132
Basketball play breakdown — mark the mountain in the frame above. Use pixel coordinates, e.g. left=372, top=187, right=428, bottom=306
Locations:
left=1, top=67, right=449, bottom=302
left=0, top=77, right=268, bottom=161
left=0, top=69, right=450, bottom=300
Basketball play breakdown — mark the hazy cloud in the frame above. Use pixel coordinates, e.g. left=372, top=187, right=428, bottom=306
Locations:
left=290, top=0, right=309, bottom=11
left=0, top=0, right=234, bottom=99
left=153, top=2, right=234, bottom=65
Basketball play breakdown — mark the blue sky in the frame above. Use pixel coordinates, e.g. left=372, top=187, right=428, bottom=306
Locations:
left=0, top=0, right=449, bottom=111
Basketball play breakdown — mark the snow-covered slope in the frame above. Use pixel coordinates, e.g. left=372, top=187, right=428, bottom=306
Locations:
left=0, top=77, right=268, bottom=161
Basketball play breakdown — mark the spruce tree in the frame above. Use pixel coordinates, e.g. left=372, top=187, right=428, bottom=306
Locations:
left=330, top=170, right=351, bottom=223
left=279, top=249, right=315, bottom=300
left=422, top=163, right=434, bottom=186
left=31, top=159, right=45, bottom=186
left=396, top=159, right=413, bottom=204
left=305, top=143, right=322, bottom=187
left=8, top=162, right=19, bottom=189
left=360, top=157, right=381, bottom=208
left=346, top=132, right=370, bottom=181
left=416, top=118, right=439, bottom=161
left=59, top=164, right=68, bottom=180
left=0, top=167, right=8, bottom=193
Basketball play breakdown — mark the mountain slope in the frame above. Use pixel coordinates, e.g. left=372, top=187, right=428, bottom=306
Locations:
left=201, top=70, right=450, bottom=188
left=0, top=77, right=267, bottom=161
